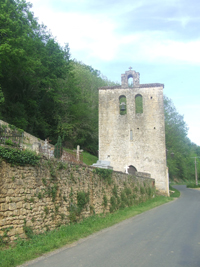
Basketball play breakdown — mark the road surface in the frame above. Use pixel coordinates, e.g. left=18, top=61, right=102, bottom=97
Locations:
left=20, top=185, right=200, bottom=267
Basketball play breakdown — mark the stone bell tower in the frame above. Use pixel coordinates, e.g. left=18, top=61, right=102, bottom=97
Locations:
left=98, top=68, right=169, bottom=195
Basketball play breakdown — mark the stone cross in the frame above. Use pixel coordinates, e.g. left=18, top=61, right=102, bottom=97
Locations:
left=124, top=165, right=129, bottom=174
left=129, top=67, right=132, bottom=71
left=76, top=145, right=83, bottom=161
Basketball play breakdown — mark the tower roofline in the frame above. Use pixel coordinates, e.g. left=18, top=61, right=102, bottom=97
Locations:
left=98, top=83, right=164, bottom=90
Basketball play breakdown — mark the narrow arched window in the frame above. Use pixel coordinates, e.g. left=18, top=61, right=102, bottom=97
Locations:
left=119, top=95, right=126, bottom=115
left=135, top=94, right=143, bottom=114
left=128, top=76, right=133, bottom=87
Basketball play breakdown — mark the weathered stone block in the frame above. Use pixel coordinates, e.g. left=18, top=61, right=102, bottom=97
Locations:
left=16, top=202, right=23, bottom=209
left=1, top=203, right=9, bottom=211
left=9, top=203, right=17, bottom=210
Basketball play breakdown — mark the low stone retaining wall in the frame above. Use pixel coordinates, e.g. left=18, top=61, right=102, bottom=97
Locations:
left=0, top=158, right=155, bottom=243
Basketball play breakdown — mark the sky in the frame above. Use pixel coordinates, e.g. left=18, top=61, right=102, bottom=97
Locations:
left=29, top=0, right=200, bottom=146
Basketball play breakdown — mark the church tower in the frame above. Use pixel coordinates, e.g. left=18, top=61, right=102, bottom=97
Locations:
left=98, top=68, right=169, bottom=195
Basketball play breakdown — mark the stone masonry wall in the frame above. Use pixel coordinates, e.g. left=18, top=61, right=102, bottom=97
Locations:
left=0, top=158, right=155, bottom=242
left=99, top=84, right=168, bottom=195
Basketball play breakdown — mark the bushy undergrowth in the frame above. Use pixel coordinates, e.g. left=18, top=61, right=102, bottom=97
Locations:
left=93, top=168, right=113, bottom=185
left=0, top=146, right=40, bottom=166
left=186, top=183, right=200, bottom=188
left=109, top=184, right=156, bottom=213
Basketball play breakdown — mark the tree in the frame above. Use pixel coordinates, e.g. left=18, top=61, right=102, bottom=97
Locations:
left=164, top=96, right=200, bottom=180
left=54, top=136, right=63, bottom=159
left=0, top=0, right=70, bottom=137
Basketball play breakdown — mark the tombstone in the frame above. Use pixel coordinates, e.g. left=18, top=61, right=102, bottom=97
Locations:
left=92, top=160, right=113, bottom=170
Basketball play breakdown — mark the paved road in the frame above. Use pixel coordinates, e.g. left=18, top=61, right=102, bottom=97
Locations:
left=20, top=185, right=200, bottom=267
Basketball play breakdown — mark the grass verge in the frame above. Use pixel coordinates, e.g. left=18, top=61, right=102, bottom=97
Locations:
left=169, top=185, right=180, bottom=197
left=0, top=195, right=175, bottom=267
left=186, top=183, right=200, bottom=188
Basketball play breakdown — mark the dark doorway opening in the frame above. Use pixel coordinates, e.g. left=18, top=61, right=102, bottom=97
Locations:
left=128, top=165, right=137, bottom=175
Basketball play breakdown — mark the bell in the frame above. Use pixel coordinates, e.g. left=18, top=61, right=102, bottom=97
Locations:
left=120, top=102, right=126, bottom=111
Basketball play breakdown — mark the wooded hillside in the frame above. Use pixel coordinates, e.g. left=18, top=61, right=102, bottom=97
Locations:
left=0, top=0, right=199, bottom=180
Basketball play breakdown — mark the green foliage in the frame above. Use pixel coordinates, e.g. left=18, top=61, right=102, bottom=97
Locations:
left=0, top=86, right=4, bottom=105
left=0, top=0, right=119, bottom=154
left=23, top=225, right=34, bottom=239
left=54, top=136, right=63, bottom=159
left=102, top=195, right=108, bottom=208
left=48, top=161, right=57, bottom=180
left=0, top=196, right=172, bottom=267
left=110, top=196, right=117, bottom=213
left=93, top=168, right=113, bottom=185
left=169, top=185, right=180, bottom=197
left=0, top=227, right=13, bottom=246
left=42, top=178, right=47, bottom=186
left=44, top=206, right=49, bottom=215
left=119, top=96, right=127, bottom=115
left=135, top=95, right=143, bottom=114
left=50, top=184, right=58, bottom=202
left=38, top=192, right=42, bottom=199
left=5, top=139, right=14, bottom=146
left=63, top=195, right=67, bottom=202
left=77, top=191, right=90, bottom=213
left=164, top=96, right=200, bottom=181
left=82, top=151, right=98, bottom=165
left=146, top=187, right=153, bottom=197
left=134, top=186, right=138, bottom=192
left=124, top=187, right=132, bottom=196
left=112, top=184, right=118, bottom=198
left=0, top=146, right=40, bottom=166
left=186, top=183, right=200, bottom=188
left=57, top=161, right=68, bottom=170
left=140, top=186, right=145, bottom=194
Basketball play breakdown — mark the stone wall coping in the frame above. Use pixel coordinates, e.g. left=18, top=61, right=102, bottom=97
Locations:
left=98, top=83, right=164, bottom=90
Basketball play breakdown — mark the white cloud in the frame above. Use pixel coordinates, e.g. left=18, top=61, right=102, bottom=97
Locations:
left=115, top=31, right=200, bottom=65
left=30, top=0, right=200, bottom=66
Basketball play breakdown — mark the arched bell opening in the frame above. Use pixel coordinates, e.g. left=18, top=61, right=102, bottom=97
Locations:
left=128, top=75, right=134, bottom=88
left=119, top=95, right=127, bottom=115
left=135, top=94, right=143, bottom=114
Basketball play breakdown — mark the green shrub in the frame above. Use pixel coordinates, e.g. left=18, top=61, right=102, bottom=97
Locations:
left=54, top=136, right=63, bottom=159
left=0, top=146, right=40, bottom=166
left=112, top=184, right=118, bottom=198
left=121, top=191, right=126, bottom=202
left=44, top=206, right=49, bottom=215
left=124, top=187, right=132, bottom=196
left=146, top=187, right=152, bottom=197
left=93, top=168, right=113, bottom=185
left=119, top=201, right=126, bottom=209
left=134, top=186, right=138, bottom=192
left=77, top=191, right=89, bottom=213
left=5, top=139, right=14, bottom=146
left=102, top=195, right=108, bottom=208
left=110, top=196, right=117, bottom=213
left=140, top=186, right=145, bottom=194
left=186, top=183, right=200, bottom=188
left=23, top=225, right=34, bottom=239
